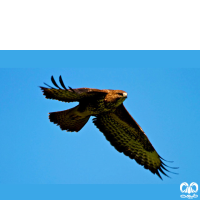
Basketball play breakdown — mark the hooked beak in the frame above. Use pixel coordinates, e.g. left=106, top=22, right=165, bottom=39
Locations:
left=123, top=92, right=127, bottom=98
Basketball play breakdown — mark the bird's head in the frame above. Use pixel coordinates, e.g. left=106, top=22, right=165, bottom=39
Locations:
left=115, top=90, right=128, bottom=100
left=104, top=90, right=128, bottom=106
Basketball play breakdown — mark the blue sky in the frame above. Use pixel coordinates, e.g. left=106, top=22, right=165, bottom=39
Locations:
left=0, top=51, right=200, bottom=199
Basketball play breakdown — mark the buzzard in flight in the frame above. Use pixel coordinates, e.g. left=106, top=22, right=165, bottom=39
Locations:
left=40, top=76, right=177, bottom=179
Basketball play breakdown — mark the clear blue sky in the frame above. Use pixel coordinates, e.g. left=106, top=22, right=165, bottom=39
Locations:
left=0, top=51, right=200, bottom=199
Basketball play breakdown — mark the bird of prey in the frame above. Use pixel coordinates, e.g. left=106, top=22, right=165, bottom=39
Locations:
left=40, top=76, right=177, bottom=179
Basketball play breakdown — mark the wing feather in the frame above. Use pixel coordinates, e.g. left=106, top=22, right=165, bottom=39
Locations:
left=59, top=76, right=68, bottom=90
left=40, top=76, right=108, bottom=102
left=93, top=104, right=176, bottom=179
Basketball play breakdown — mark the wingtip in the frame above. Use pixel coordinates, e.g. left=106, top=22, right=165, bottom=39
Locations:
left=41, top=76, right=74, bottom=91
left=59, top=75, right=68, bottom=90
left=159, top=155, right=174, bottom=163
left=159, top=166, right=171, bottom=178
left=161, top=160, right=179, bottom=169
left=43, top=82, right=56, bottom=89
left=155, top=170, right=163, bottom=180
left=156, top=155, right=179, bottom=179
left=51, top=76, right=62, bottom=89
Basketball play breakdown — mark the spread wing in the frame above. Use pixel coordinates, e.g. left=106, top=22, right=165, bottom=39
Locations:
left=40, top=76, right=108, bottom=102
left=93, top=104, right=177, bottom=179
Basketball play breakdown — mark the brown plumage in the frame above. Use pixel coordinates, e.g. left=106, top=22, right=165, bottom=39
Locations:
left=40, top=76, right=178, bottom=179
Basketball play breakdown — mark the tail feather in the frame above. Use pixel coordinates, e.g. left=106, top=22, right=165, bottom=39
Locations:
left=49, top=105, right=90, bottom=132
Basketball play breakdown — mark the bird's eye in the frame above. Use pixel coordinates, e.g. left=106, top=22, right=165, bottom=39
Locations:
left=117, top=93, right=123, bottom=96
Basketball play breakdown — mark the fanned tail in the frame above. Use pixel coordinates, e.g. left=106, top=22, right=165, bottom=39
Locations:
left=49, top=105, right=90, bottom=132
